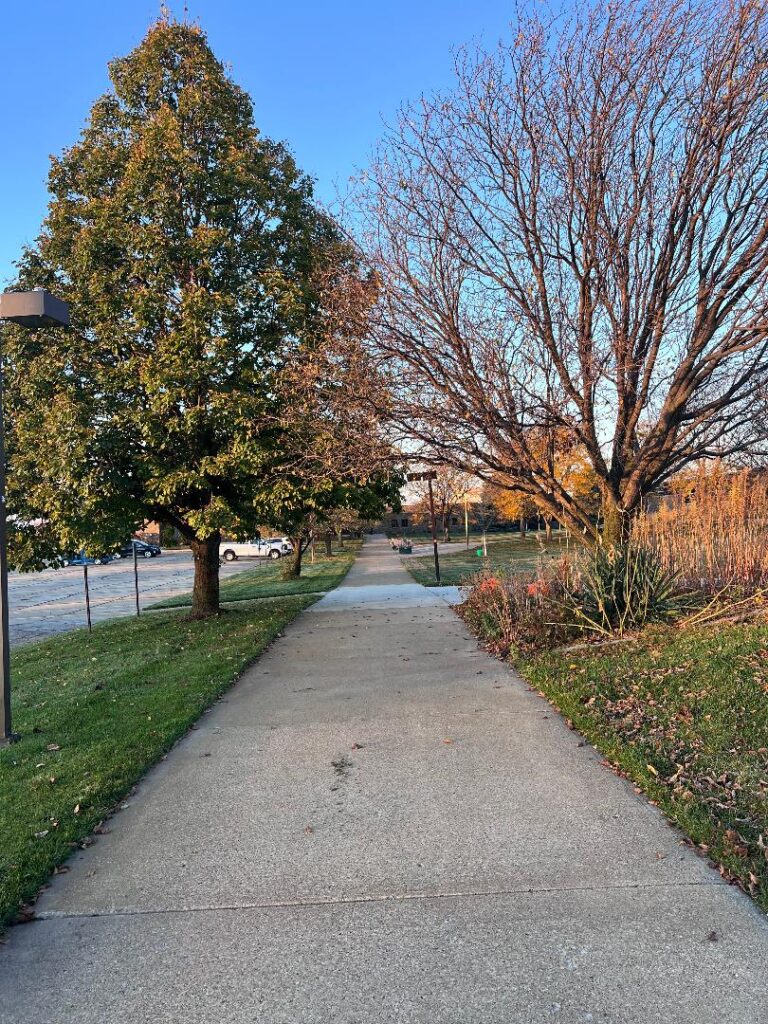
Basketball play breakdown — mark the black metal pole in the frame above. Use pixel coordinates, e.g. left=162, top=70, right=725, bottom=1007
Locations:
left=0, top=291, right=69, bottom=744
left=83, top=563, right=92, bottom=633
left=0, top=377, right=13, bottom=744
left=133, top=541, right=140, bottom=616
left=427, top=476, right=440, bottom=584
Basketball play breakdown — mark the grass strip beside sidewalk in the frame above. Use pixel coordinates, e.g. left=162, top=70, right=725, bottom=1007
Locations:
left=150, top=544, right=359, bottom=609
left=0, top=596, right=313, bottom=926
left=404, top=537, right=570, bottom=587
left=520, top=623, right=768, bottom=911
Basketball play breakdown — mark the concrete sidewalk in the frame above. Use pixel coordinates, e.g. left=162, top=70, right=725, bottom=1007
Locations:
left=2, top=535, right=768, bottom=1021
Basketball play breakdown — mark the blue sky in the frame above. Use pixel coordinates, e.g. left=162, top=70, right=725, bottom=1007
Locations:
left=0, top=0, right=516, bottom=286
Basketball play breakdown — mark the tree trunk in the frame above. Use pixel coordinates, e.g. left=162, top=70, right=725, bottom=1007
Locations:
left=601, top=498, right=632, bottom=548
left=324, top=532, right=333, bottom=556
left=545, top=519, right=553, bottom=542
left=336, top=528, right=345, bottom=549
left=282, top=537, right=305, bottom=579
left=520, top=516, right=527, bottom=537
left=189, top=532, right=221, bottom=618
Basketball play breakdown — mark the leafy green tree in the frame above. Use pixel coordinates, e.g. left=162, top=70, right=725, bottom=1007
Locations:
left=269, top=474, right=403, bottom=579
left=3, top=18, right=347, bottom=616
left=247, top=265, right=400, bottom=578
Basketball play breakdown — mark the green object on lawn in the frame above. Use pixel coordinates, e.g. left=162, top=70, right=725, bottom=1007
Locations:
left=476, top=547, right=483, bottom=557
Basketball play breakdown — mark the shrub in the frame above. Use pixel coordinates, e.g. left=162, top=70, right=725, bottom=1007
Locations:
left=460, top=543, right=688, bottom=653
left=559, top=543, right=687, bottom=637
left=458, top=562, right=577, bottom=656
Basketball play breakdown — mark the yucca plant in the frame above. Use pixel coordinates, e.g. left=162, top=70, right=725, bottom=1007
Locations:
left=563, top=543, right=686, bottom=636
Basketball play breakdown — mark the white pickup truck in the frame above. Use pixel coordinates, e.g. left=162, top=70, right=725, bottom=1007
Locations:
left=219, top=537, right=293, bottom=562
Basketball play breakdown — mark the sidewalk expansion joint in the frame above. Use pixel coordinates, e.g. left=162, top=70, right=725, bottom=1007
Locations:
left=35, top=879, right=724, bottom=922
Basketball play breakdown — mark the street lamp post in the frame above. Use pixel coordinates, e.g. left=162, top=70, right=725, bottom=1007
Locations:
left=0, top=289, right=69, bottom=745
left=406, top=469, right=440, bottom=583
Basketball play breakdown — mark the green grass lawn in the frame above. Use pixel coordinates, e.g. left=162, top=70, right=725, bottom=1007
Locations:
left=0, top=596, right=314, bottom=926
left=521, top=623, right=768, bottom=911
left=150, top=543, right=359, bottom=609
left=389, top=528, right=543, bottom=546
left=404, top=535, right=574, bottom=586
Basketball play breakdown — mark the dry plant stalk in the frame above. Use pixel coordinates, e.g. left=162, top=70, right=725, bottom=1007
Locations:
left=634, top=464, right=768, bottom=594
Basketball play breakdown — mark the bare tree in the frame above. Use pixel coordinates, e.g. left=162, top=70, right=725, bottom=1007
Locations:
left=410, top=466, right=474, bottom=540
left=360, top=0, right=768, bottom=545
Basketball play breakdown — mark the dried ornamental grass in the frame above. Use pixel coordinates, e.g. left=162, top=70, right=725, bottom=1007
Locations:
left=634, top=464, right=768, bottom=595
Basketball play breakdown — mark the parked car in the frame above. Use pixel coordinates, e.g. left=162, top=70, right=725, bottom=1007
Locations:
left=112, top=539, right=161, bottom=559
left=219, top=537, right=292, bottom=562
left=59, top=550, right=112, bottom=567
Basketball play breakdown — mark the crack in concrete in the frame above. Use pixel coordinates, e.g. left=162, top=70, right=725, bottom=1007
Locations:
left=34, top=878, right=725, bottom=923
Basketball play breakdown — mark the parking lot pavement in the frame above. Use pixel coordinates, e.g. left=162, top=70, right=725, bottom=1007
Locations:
left=7, top=551, right=259, bottom=646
